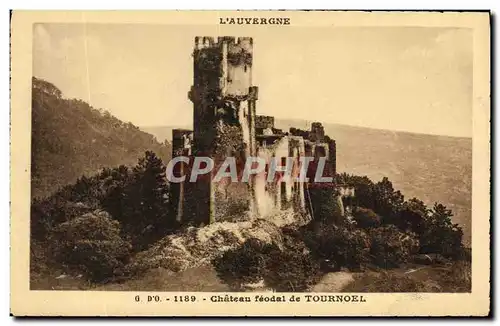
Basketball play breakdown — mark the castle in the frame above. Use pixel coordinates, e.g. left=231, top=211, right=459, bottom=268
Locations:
left=170, top=36, right=337, bottom=226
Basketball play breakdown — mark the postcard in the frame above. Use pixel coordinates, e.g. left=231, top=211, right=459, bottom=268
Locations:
left=10, top=10, right=490, bottom=316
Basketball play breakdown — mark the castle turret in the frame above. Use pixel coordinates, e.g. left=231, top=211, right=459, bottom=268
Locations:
left=184, top=36, right=259, bottom=225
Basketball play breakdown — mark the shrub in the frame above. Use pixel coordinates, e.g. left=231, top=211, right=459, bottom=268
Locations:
left=31, top=198, right=94, bottom=240
left=352, top=207, right=381, bottom=229
left=213, top=238, right=278, bottom=288
left=50, top=210, right=132, bottom=282
left=267, top=226, right=321, bottom=291
left=265, top=248, right=321, bottom=292
left=213, top=237, right=321, bottom=291
left=306, top=223, right=371, bottom=270
left=369, top=225, right=420, bottom=268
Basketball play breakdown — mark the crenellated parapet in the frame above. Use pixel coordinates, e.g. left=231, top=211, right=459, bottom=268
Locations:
left=310, top=122, right=325, bottom=142
left=192, top=36, right=254, bottom=98
left=255, top=115, right=275, bottom=130
left=194, top=36, right=253, bottom=51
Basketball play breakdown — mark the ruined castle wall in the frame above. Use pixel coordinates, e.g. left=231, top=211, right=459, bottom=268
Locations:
left=288, top=136, right=306, bottom=211
left=252, top=135, right=308, bottom=217
left=254, top=136, right=289, bottom=216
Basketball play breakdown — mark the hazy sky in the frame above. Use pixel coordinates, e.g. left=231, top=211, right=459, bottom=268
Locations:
left=33, top=24, right=472, bottom=137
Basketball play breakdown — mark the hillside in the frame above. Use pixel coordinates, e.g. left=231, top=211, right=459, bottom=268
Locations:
left=31, top=77, right=172, bottom=199
left=143, top=120, right=472, bottom=245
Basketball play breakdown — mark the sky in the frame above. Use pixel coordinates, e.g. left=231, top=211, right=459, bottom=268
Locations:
left=33, top=24, right=472, bottom=137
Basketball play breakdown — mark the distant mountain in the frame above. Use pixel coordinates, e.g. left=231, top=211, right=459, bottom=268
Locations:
left=142, top=119, right=472, bottom=245
left=31, top=77, right=172, bottom=199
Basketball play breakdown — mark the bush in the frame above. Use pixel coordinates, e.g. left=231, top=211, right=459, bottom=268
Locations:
left=306, top=223, right=371, bottom=270
left=50, top=210, right=132, bottom=282
left=369, top=225, right=420, bottom=268
left=31, top=198, right=94, bottom=240
left=213, top=237, right=321, bottom=291
left=213, top=238, right=278, bottom=288
left=265, top=248, right=321, bottom=292
left=352, top=207, right=381, bottom=229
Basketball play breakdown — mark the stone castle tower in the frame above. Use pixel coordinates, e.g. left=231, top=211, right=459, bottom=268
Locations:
left=172, top=36, right=259, bottom=225
left=189, top=36, right=258, bottom=156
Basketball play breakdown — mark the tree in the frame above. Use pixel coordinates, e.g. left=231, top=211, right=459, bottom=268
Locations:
left=336, top=173, right=376, bottom=210
left=419, top=203, right=464, bottom=258
left=100, top=165, right=134, bottom=226
left=307, top=183, right=343, bottom=224
left=398, top=198, right=429, bottom=235
left=32, top=77, right=62, bottom=98
left=106, top=151, right=173, bottom=250
left=372, top=177, right=404, bottom=225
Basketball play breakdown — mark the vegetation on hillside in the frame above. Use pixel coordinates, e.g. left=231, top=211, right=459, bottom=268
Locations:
left=31, top=150, right=470, bottom=290
left=31, top=77, right=171, bottom=199
left=31, top=150, right=175, bottom=254
left=274, top=118, right=472, bottom=246
left=336, top=173, right=466, bottom=260
left=213, top=174, right=470, bottom=292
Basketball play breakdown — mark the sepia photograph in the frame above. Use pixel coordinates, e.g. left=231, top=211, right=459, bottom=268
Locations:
left=10, top=10, right=490, bottom=316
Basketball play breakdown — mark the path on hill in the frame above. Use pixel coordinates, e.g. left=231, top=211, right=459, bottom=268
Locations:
left=311, top=272, right=355, bottom=292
